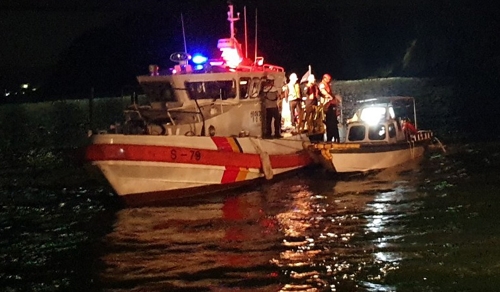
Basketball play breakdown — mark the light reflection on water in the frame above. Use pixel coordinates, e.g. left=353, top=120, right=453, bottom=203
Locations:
left=3, top=143, right=500, bottom=291
left=99, top=162, right=428, bottom=292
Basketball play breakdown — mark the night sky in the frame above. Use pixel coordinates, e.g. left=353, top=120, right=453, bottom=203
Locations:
left=1, top=0, right=498, bottom=98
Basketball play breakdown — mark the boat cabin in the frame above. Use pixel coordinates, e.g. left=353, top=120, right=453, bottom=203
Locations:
left=128, top=64, right=285, bottom=137
left=345, top=97, right=417, bottom=144
left=123, top=5, right=286, bottom=138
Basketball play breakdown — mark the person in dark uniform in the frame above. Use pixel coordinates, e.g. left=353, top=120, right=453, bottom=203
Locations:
left=261, top=75, right=282, bottom=138
left=323, top=96, right=340, bottom=142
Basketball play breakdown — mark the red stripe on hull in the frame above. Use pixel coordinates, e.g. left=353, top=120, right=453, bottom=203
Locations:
left=86, top=144, right=261, bottom=168
left=86, top=144, right=312, bottom=169
left=270, top=154, right=313, bottom=169
left=211, top=136, right=238, bottom=152
left=221, top=166, right=241, bottom=183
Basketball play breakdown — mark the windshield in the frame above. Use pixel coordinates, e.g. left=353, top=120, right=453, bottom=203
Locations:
left=141, top=81, right=176, bottom=103
left=185, top=80, right=236, bottom=100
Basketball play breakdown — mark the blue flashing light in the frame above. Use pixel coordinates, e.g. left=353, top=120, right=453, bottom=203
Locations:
left=195, top=64, right=204, bottom=70
left=192, top=54, right=208, bottom=64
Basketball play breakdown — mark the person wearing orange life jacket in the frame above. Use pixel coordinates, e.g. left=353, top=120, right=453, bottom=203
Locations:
left=320, top=74, right=342, bottom=142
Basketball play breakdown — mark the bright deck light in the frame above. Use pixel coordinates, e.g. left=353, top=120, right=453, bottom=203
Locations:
left=360, top=106, right=386, bottom=126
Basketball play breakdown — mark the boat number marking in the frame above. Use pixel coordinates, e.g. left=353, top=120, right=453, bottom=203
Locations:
left=250, top=111, right=261, bottom=123
left=170, top=149, right=202, bottom=161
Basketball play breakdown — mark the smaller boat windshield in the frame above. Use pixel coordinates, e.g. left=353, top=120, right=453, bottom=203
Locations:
left=185, top=80, right=236, bottom=100
left=368, top=125, right=387, bottom=141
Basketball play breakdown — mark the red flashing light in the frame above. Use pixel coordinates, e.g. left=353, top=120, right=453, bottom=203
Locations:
left=221, top=48, right=242, bottom=68
left=218, top=37, right=243, bottom=68
left=255, top=57, right=264, bottom=66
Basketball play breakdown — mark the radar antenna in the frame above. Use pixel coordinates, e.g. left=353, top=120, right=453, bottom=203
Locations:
left=227, top=4, right=240, bottom=39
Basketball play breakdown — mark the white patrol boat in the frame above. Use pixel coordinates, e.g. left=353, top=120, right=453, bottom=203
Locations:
left=85, top=4, right=313, bottom=206
left=308, top=96, right=436, bottom=173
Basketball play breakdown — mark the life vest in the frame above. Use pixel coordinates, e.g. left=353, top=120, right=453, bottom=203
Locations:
left=403, top=121, right=417, bottom=135
left=287, top=83, right=300, bottom=101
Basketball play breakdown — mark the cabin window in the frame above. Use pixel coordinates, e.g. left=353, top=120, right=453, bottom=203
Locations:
left=141, top=82, right=176, bottom=103
left=185, top=80, right=236, bottom=100
left=388, top=106, right=396, bottom=119
left=388, top=122, right=397, bottom=138
left=240, top=77, right=262, bottom=99
left=348, top=125, right=366, bottom=141
left=239, top=77, right=250, bottom=99
left=368, top=125, right=387, bottom=141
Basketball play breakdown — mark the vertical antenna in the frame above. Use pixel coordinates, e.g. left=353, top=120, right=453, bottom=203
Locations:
left=181, top=13, right=187, bottom=53
left=254, top=8, right=258, bottom=61
left=227, top=4, right=240, bottom=39
left=244, top=6, right=248, bottom=58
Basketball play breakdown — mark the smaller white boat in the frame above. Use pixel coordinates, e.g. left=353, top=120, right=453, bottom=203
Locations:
left=308, top=96, right=435, bottom=173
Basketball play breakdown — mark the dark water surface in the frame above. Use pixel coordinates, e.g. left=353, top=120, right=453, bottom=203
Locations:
left=2, top=143, right=500, bottom=292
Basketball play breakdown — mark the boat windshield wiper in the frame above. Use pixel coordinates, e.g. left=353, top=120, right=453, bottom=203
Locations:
left=193, top=98, right=206, bottom=136
left=171, top=86, right=207, bottom=136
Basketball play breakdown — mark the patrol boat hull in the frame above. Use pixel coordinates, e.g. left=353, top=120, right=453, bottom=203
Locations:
left=86, top=134, right=312, bottom=205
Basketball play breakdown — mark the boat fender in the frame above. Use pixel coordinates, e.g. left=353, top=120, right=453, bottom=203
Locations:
left=260, top=151, right=274, bottom=180
left=249, top=138, right=273, bottom=180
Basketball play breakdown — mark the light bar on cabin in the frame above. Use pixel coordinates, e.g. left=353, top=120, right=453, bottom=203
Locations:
left=192, top=54, right=208, bottom=64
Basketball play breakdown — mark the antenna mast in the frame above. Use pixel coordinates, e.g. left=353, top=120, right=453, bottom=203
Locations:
left=227, top=4, right=240, bottom=39
left=244, top=6, right=248, bottom=58
left=254, top=8, right=258, bottom=61
left=181, top=13, right=187, bottom=53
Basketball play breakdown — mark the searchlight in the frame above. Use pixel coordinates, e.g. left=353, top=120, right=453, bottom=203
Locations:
left=360, top=106, right=386, bottom=126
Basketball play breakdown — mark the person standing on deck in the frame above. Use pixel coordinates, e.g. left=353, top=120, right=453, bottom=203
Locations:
left=319, top=74, right=341, bottom=142
left=261, top=75, right=282, bottom=138
left=285, top=73, right=302, bottom=132
left=319, top=74, right=335, bottom=106
left=281, top=78, right=292, bottom=130
left=302, top=74, right=319, bottom=134
left=323, top=95, right=341, bottom=142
